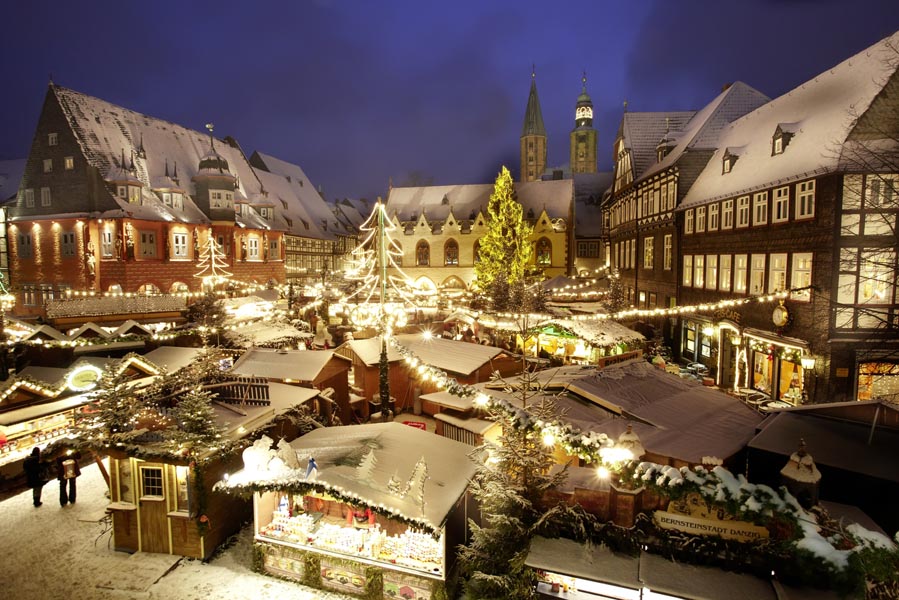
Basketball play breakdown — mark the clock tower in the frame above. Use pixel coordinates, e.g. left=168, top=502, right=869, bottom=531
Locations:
left=570, top=73, right=597, bottom=174
left=520, top=67, right=547, bottom=182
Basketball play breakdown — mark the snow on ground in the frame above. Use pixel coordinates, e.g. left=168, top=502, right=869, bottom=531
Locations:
left=2, top=461, right=355, bottom=600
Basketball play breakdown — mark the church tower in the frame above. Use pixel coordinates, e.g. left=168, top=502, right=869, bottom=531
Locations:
left=520, top=68, right=547, bottom=182
left=570, top=73, right=597, bottom=174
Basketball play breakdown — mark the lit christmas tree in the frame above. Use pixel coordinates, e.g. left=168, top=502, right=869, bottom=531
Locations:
left=74, top=362, right=139, bottom=444
left=170, top=386, right=224, bottom=449
left=345, top=200, right=420, bottom=412
left=194, top=235, right=232, bottom=291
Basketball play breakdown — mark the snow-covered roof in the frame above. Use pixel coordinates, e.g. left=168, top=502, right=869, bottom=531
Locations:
left=681, top=32, right=899, bottom=208
left=343, top=334, right=503, bottom=374
left=251, top=151, right=340, bottom=239
left=225, top=321, right=313, bottom=348
left=252, top=168, right=330, bottom=240
left=285, top=422, right=476, bottom=529
left=619, top=111, right=695, bottom=181
left=231, top=348, right=343, bottom=381
left=0, top=158, right=25, bottom=202
left=525, top=360, right=763, bottom=464
left=140, top=346, right=206, bottom=374
left=526, top=536, right=642, bottom=591
left=536, top=318, right=645, bottom=348
left=49, top=85, right=266, bottom=224
left=638, top=81, right=770, bottom=181
left=749, top=402, right=899, bottom=483
left=211, top=381, right=320, bottom=439
left=385, top=179, right=573, bottom=224
left=344, top=337, right=403, bottom=366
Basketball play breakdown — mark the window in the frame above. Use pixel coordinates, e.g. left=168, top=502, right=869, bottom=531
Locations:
left=663, top=234, right=672, bottom=270
left=269, top=239, right=278, bottom=258
left=258, top=207, right=273, bottom=220
left=796, top=181, right=815, bottom=219
left=684, top=327, right=696, bottom=354
left=22, top=284, right=37, bottom=305
left=630, top=238, right=636, bottom=268
left=791, top=253, right=813, bottom=301
left=773, top=136, right=783, bottom=155
left=24, top=189, right=34, bottom=208
left=536, top=238, right=551, bottom=266
left=445, top=239, right=459, bottom=265
left=736, top=196, right=750, bottom=228
left=750, top=254, right=766, bottom=294
left=660, top=184, right=668, bottom=214
left=722, top=200, right=734, bottom=229
left=217, top=235, right=230, bottom=256
left=247, top=237, right=260, bottom=259
left=706, top=255, right=717, bottom=290
left=694, top=254, right=705, bottom=288
left=128, top=186, right=140, bottom=205
left=172, top=233, right=188, bottom=258
left=101, top=229, right=114, bottom=258
left=64, top=156, right=74, bottom=170
left=139, top=231, right=156, bottom=257
left=859, top=250, right=895, bottom=305
left=48, top=132, right=58, bottom=146
left=643, top=236, right=654, bottom=269
left=43, top=159, right=52, bottom=173
left=162, top=192, right=171, bottom=206
left=683, top=255, right=693, bottom=287
left=685, top=209, right=694, bottom=234
left=719, top=255, right=732, bottom=291
left=140, top=466, right=164, bottom=498
left=416, top=241, right=429, bottom=266
left=709, top=203, right=719, bottom=231
left=696, top=206, right=706, bottom=233
left=577, top=241, right=599, bottom=258
left=172, top=193, right=183, bottom=210
left=18, top=232, right=33, bottom=258
left=769, top=253, right=787, bottom=292
left=175, top=466, right=191, bottom=513
left=117, top=186, right=127, bottom=199
left=40, top=284, right=55, bottom=302
left=723, top=156, right=733, bottom=173
left=700, top=329, right=712, bottom=358
left=773, top=187, right=789, bottom=223
left=60, top=232, right=76, bottom=257
left=40, top=187, right=51, bottom=207
left=734, top=254, right=748, bottom=293
left=866, top=176, right=897, bottom=208
left=753, top=192, right=768, bottom=226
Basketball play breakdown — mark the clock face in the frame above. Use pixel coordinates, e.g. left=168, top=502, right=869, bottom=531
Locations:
left=772, top=305, right=790, bottom=327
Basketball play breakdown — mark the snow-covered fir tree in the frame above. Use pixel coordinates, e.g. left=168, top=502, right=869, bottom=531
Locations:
left=458, top=365, right=581, bottom=599
left=601, top=268, right=628, bottom=314
left=74, top=362, right=139, bottom=444
left=169, top=387, right=224, bottom=449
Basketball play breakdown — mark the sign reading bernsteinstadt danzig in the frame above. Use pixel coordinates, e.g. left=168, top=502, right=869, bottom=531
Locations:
left=653, top=511, right=770, bottom=542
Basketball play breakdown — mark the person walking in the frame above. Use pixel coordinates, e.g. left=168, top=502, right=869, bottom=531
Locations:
left=23, top=447, right=45, bottom=507
left=56, top=451, right=81, bottom=506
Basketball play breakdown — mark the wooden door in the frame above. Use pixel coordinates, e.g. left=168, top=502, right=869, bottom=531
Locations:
left=138, top=463, right=170, bottom=554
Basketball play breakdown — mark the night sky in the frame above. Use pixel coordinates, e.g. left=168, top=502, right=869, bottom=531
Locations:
left=1, top=1, right=897, bottom=201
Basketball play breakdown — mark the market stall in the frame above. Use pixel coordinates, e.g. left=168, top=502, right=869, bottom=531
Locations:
left=219, top=422, right=478, bottom=599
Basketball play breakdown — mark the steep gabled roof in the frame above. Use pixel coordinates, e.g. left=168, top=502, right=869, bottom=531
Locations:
left=251, top=168, right=326, bottom=239
left=639, top=82, right=770, bottom=181
left=49, top=85, right=265, bottom=224
left=386, top=179, right=573, bottom=224
left=251, top=151, right=340, bottom=238
left=682, top=31, right=899, bottom=209
left=619, top=111, right=695, bottom=181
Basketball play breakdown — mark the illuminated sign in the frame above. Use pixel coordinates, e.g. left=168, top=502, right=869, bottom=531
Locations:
left=67, top=364, right=103, bottom=392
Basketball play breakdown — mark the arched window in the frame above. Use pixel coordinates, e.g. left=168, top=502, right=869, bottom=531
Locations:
left=444, top=239, right=459, bottom=266
left=416, top=241, right=430, bottom=266
left=170, top=281, right=189, bottom=294
left=536, top=238, right=552, bottom=266
left=390, top=241, right=403, bottom=267
left=138, top=283, right=161, bottom=295
left=473, top=241, right=481, bottom=264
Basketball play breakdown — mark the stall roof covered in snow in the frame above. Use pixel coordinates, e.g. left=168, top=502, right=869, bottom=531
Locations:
left=231, top=348, right=344, bottom=382
left=225, top=321, right=313, bottom=348
left=385, top=179, right=573, bottom=224
left=284, top=422, right=477, bottom=529
left=527, top=536, right=783, bottom=600
left=748, top=400, right=899, bottom=483
left=526, top=360, right=764, bottom=464
left=141, top=346, right=205, bottom=374
left=681, top=31, right=899, bottom=208
left=392, top=334, right=503, bottom=375
left=210, top=381, right=319, bottom=441
left=536, top=318, right=644, bottom=348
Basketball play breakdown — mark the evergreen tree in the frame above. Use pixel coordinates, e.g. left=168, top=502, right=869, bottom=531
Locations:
left=601, top=269, right=628, bottom=314
left=459, top=365, right=580, bottom=599
left=74, top=362, right=139, bottom=444
left=475, top=166, right=534, bottom=293
left=170, top=387, right=224, bottom=449
left=187, top=292, right=227, bottom=345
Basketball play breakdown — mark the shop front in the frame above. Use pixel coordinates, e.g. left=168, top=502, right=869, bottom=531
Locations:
left=731, top=328, right=813, bottom=406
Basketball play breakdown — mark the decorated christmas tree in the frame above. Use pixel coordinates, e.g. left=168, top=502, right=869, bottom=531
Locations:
left=74, top=362, right=140, bottom=445
left=170, top=386, right=224, bottom=449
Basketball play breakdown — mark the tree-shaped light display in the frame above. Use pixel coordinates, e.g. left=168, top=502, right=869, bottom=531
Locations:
left=344, top=200, right=420, bottom=411
left=194, top=236, right=233, bottom=291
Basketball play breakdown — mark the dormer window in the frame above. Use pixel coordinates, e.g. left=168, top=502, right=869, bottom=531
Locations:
left=723, top=156, right=733, bottom=173
left=172, top=192, right=183, bottom=210
left=772, top=123, right=798, bottom=156
left=210, top=190, right=234, bottom=210
left=259, top=207, right=273, bottom=220
left=128, top=186, right=140, bottom=205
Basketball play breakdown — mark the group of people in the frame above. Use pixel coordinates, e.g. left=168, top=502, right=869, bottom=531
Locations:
left=22, top=447, right=81, bottom=507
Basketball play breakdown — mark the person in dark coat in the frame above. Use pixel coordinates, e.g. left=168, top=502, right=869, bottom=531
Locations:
left=56, top=451, right=81, bottom=506
left=23, top=447, right=45, bottom=507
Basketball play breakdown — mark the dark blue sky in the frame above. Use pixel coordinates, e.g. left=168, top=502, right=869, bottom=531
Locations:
left=1, top=1, right=897, bottom=201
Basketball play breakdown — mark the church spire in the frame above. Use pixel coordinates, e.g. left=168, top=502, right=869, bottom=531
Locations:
left=571, top=72, right=597, bottom=174
left=520, top=66, right=547, bottom=182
